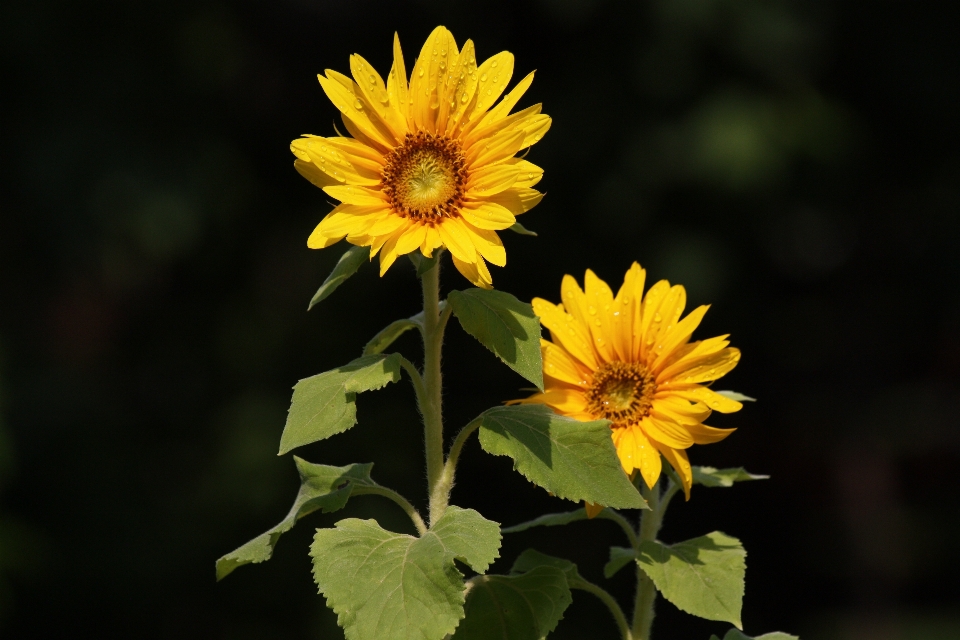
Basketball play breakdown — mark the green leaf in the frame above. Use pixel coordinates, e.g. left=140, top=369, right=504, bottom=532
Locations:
left=637, top=531, right=746, bottom=627
left=510, top=548, right=583, bottom=585
left=279, top=354, right=402, bottom=455
left=714, top=390, right=756, bottom=402
left=508, top=222, right=538, bottom=236
left=363, top=319, right=420, bottom=356
left=604, top=546, right=636, bottom=578
left=408, top=250, right=439, bottom=276
left=448, top=288, right=544, bottom=390
left=432, top=506, right=502, bottom=573
left=693, top=466, right=769, bottom=488
left=311, top=518, right=466, bottom=640
left=501, top=509, right=589, bottom=533
left=478, top=405, right=645, bottom=509
left=308, top=245, right=370, bottom=310
left=452, top=567, right=572, bottom=640
left=216, top=458, right=377, bottom=580
left=717, top=631, right=799, bottom=640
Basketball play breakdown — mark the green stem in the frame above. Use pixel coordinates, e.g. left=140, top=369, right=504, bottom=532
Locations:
left=433, top=417, right=482, bottom=507
left=595, top=509, right=640, bottom=549
left=572, top=580, right=633, bottom=640
left=352, top=486, right=428, bottom=536
left=398, top=356, right=427, bottom=407
left=420, top=261, right=447, bottom=526
left=631, top=480, right=663, bottom=640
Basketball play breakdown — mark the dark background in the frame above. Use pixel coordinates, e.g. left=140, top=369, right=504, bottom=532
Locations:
left=1, top=0, right=958, bottom=638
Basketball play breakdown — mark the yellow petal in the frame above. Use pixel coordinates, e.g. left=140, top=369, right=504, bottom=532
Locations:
left=459, top=221, right=506, bottom=266
left=465, top=103, right=541, bottom=148
left=317, top=204, right=386, bottom=238
left=583, top=269, right=617, bottom=362
left=466, top=51, right=515, bottom=121
left=393, top=223, right=428, bottom=257
left=616, top=263, right=647, bottom=359
left=519, top=114, right=551, bottom=149
left=421, top=226, right=443, bottom=257
left=467, top=128, right=525, bottom=168
left=467, top=163, right=520, bottom=196
left=541, top=339, right=590, bottom=387
left=295, top=137, right=381, bottom=186
left=485, top=188, right=543, bottom=215
left=613, top=425, right=662, bottom=488
left=658, top=347, right=741, bottom=385
left=322, top=185, right=386, bottom=206
left=685, top=423, right=736, bottom=445
left=450, top=252, right=493, bottom=288
left=294, top=159, right=339, bottom=190
left=317, top=72, right=395, bottom=149
left=459, top=201, right=516, bottom=230
left=438, top=39, right=478, bottom=135
left=477, top=71, right=536, bottom=130
left=656, top=444, right=692, bottom=500
left=409, top=26, right=458, bottom=134
left=584, top=502, right=605, bottom=519
left=658, top=385, right=743, bottom=414
left=307, top=221, right=343, bottom=249
left=532, top=298, right=598, bottom=370
left=386, top=32, right=409, bottom=124
left=437, top=217, right=477, bottom=261
left=364, top=213, right=407, bottom=236
left=349, top=53, right=405, bottom=139
left=651, top=305, right=710, bottom=372
left=503, top=158, right=544, bottom=188
left=526, top=387, right=588, bottom=415
left=378, top=228, right=406, bottom=275
left=643, top=414, right=695, bottom=449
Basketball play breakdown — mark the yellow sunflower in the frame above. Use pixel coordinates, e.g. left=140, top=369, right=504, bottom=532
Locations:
left=513, top=264, right=743, bottom=506
left=290, top=26, right=550, bottom=288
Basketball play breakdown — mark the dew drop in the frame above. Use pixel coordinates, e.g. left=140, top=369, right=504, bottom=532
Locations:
left=711, top=401, right=719, bottom=408
left=654, top=313, right=662, bottom=322
left=440, top=49, right=446, bottom=56
left=588, top=306, right=597, bottom=315
left=493, top=75, right=499, bottom=83
left=486, top=89, right=492, bottom=95
left=461, top=94, right=469, bottom=103
left=369, top=74, right=375, bottom=83
left=354, top=99, right=363, bottom=110
left=418, top=67, right=425, bottom=77
left=481, top=73, right=488, bottom=82
left=492, top=60, right=499, bottom=68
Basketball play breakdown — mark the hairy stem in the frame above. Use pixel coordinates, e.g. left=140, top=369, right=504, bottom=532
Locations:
left=352, top=486, right=428, bottom=536
left=632, top=480, right=662, bottom=640
left=420, top=261, right=447, bottom=526
left=433, top=417, right=482, bottom=507
left=573, top=580, right=633, bottom=640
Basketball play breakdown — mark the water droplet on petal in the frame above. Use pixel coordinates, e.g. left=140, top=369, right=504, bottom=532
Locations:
left=481, top=73, right=487, bottom=82
left=354, top=99, right=363, bottom=110
left=654, top=313, right=662, bottom=322
left=492, top=61, right=498, bottom=68
left=418, top=67, right=425, bottom=77
left=588, top=306, right=597, bottom=315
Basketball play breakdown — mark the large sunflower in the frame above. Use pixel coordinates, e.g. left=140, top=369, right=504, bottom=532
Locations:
left=513, top=264, right=743, bottom=503
left=291, top=26, right=550, bottom=288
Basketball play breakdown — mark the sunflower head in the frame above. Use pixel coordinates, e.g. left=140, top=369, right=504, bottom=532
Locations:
left=291, top=26, right=550, bottom=288
left=511, top=263, right=743, bottom=504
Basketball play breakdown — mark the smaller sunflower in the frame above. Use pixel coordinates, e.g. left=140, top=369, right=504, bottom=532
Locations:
left=291, top=26, right=549, bottom=288
left=512, top=264, right=743, bottom=508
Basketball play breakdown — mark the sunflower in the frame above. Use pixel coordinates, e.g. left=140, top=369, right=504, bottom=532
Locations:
left=513, top=264, right=743, bottom=507
left=290, top=26, right=550, bottom=288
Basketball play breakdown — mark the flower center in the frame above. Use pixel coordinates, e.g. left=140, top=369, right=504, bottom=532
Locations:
left=381, top=132, right=467, bottom=223
left=585, top=361, right=657, bottom=427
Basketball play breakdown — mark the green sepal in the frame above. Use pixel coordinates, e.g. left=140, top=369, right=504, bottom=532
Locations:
left=477, top=405, right=645, bottom=509
left=604, top=546, right=636, bottom=578
left=279, top=354, right=402, bottom=455
left=363, top=319, right=420, bottom=356
left=452, top=567, right=572, bottom=640
left=312, top=519, right=463, bottom=640
left=501, top=508, right=590, bottom=534
left=714, top=390, right=756, bottom=402
left=711, top=631, right=799, bottom=640
left=508, top=222, right=538, bottom=236
left=216, top=458, right=377, bottom=580
left=693, top=466, right=769, bottom=488
left=408, top=250, right=439, bottom=276
left=637, top=531, right=746, bottom=628
left=308, top=245, right=370, bottom=310
left=448, top=288, right=544, bottom=390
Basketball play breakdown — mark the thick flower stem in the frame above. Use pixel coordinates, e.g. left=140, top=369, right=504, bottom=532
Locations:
left=631, top=480, right=662, bottom=640
left=421, top=261, right=447, bottom=526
